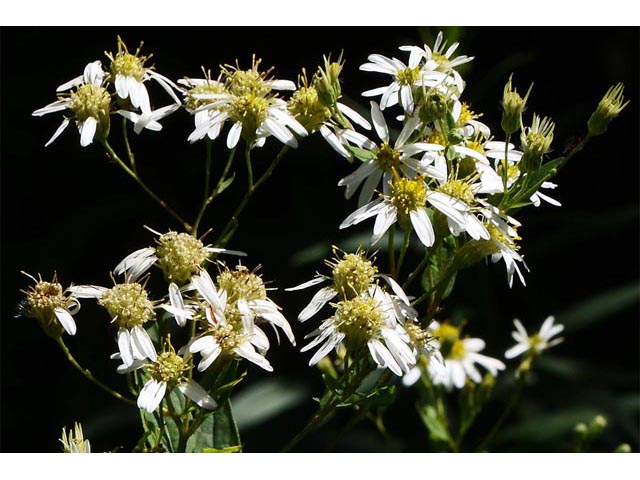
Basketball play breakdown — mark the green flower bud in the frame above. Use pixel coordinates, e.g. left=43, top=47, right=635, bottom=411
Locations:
left=501, top=74, right=532, bottom=135
left=588, top=83, right=629, bottom=136
left=520, top=114, right=555, bottom=173
left=313, top=54, right=343, bottom=107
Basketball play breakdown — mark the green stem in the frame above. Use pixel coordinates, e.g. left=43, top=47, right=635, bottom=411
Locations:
left=388, top=226, right=396, bottom=277
left=122, top=117, right=137, bottom=175
left=396, top=227, right=412, bottom=278
left=403, top=250, right=430, bottom=290
left=216, top=146, right=289, bottom=248
left=101, top=140, right=191, bottom=231
left=501, top=133, right=511, bottom=193
left=244, top=142, right=254, bottom=190
left=57, top=338, right=135, bottom=406
left=191, top=143, right=236, bottom=237
left=477, top=375, right=527, bottom=452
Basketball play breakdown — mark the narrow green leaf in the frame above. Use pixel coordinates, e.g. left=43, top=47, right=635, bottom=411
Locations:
left=417, top=405, right=451, bottom=443
left=212, top=398, right=241, bottom=450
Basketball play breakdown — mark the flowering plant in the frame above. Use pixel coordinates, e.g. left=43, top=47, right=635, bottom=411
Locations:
left=9, top=28, right=634, bottom=453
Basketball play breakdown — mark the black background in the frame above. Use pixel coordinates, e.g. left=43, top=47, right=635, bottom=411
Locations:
left=1, top=27, right=638, bottom=452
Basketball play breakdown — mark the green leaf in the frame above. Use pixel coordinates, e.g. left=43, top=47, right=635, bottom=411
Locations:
left=232, top=379, right=309, bottom=430
left=217, top=172, right=235, bottom=194
left=417, top=404, right=451, bottom=444
left=345, top=145, right=375, bottom=162
left=557, top=282, right=639, bottom=334
left=186, top=398, right=242, bottom=452
left=141, top=407, right=181, bottom=452
left=202, top=446, right=242, bottom=453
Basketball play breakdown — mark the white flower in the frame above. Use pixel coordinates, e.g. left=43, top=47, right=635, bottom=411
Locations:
left=505, top=316, right=564, bottom=359
left=20, top=272, right=82, bottom=337
left=286, top=249, right=409, bottom=323
left=69, top=282, right=158, bottom=367
left=338, top=101, right=444, bottom=207
left=402, top=322, right=446, bottom=387
left=340, top=175, right=485, bottom=247
left=179, top=74, right=230, bottom=141
left=32, top=60, right=110, bottom=147
left=187, top=269, right=277, bottom=372
left=113, top=229, right=246, bottom=284
left=428, top=321, right=505, bottom=390
left=484, top=141, right=561, bottom=207
left=106, top=37, right=181, bottom=113
left=400, top=31, right=474, bottom=73
left=301, top=286, right=416, bottom=376
left=118, top=104, right=180, bottom=134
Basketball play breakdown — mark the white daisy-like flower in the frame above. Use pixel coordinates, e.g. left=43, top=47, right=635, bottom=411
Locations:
left=401, top=320, right=446, bottom=387
left=338, top=101, right=444, bottom=207
left=69, top=282, right=158, bottom=367
left=114, top=229, right=246, bottom=283
left=106, top=37, right=181, bottom=113
left=484, top=141, right=561, bottom=207
left=188, top=268, right=286, bottom=372
left=505, top=316, right=564, bottom=360
left=479, top=205, right=529, bottom=287
left=112, top=344, right=217, bottom=414
left=428, top=321, right=505, bottom=390
left=301, top=286, right=416, bottom=377
left=179, top=73, right=230, bottom=141
left=340, top=174, right=488, bottom=247
left=187, top=59, right=307, bottom=149
left=400, top=31, right=473, bottom=75
left=32, top=60, right=110, bottom=147
left=19, top=272, right=82, bottom=337
left=286, top=248, right=410, bottom=323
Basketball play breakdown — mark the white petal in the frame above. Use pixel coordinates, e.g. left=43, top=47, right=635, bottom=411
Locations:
left=235, top=342, right=273, bottom=372
left=227, top=122, right=242, bottom=149
left=371, top=205, right=397, bottom=245
left=285, top=276, right=327, bottom=291
left=132, top=326, right=157, bottom=361
left=68, top=285, right=107, bottom=298
left=370, top=101, right=389, bottom=143
left=340, top=198, right=386, bottom=229
left=118, top=329, right=134, bottom=367
left=54, top=308, right=77, bottom=336
left=410, top=208, right=435, bottom=247
left=79, top=117, right=98, bottom=147
left=337, top=103, right=371, bottom=130
left=178, top=380, right=218, bottom=410
left=44, top=118, right=71, bottom=147
left=298, top=287, right=338, bottom=322
left=504, top=343, right=529, bottom=359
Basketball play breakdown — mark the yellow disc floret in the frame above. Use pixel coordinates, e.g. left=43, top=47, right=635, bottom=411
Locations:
left=69, top=84, right=111, bottom=122
left=326, top=249, right=377, bottom=300
left=155, top=232, right=209, bottom=284
left=148, top=350, right=189, bottom=386
left=99, top=283, right=155, bottom=329
left=335, top=295, right=384, bottom=346
left=217, top=265, right=267, bottom=305
left=389, top=176, right=427, bottom=216
left=288, top=85, right=331, bottom=131
left=438, top=179, right=475, bottom=205
left=395, top=66, right=421, bottom=86
left=375, top=143, right=402, bottom=172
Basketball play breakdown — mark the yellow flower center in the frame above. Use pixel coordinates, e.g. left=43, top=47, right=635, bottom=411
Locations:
left=69, top=84, right=111, bottom=121
left=449, top=339, right=467, bottom=360
left=288, top=85, right=331, bottom=131
left=99, top=283, right=155, bottom=329
left=217, top=265, right=267, bottom=305
left=395, top=66, right=421, bottom=86
left=375, top=143, right=402, bottom=171
left=155, top=232, right=209, bottom=284
left=329, top=251, right=377, bottom=300
left=148, top=351, right=188, bottom=386
left=335, top=295, right=384, bottom=346
left=389, top=176, right=427, bottom=215
left=437, top=179, right=475, bottom=205
left=110, top=51, right=146, bottom=81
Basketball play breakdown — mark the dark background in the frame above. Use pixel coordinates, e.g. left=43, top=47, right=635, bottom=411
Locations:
left=1, top=27, right=638, bottom=452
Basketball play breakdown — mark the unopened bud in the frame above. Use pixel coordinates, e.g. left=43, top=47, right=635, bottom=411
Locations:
left=501, top=74, right=532, bottom=135
left=588, top=83, right=628, bottom=136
